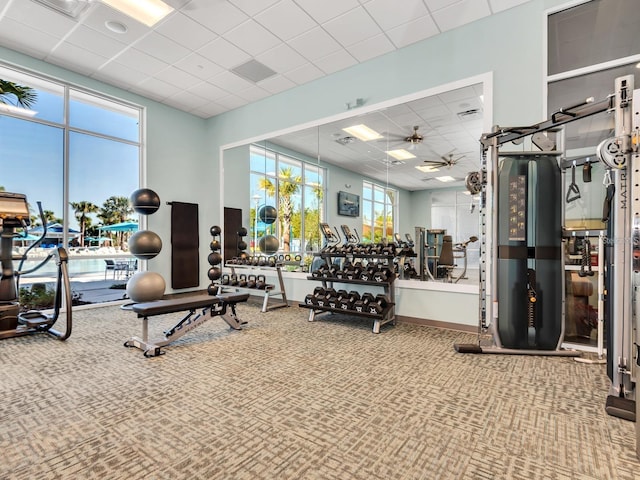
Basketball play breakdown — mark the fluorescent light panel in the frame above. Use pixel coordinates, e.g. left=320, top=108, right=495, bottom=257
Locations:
left=342, top=124, right=383, bottom=142
left=436, top=176, right=456, bottom=182
left=101, top=0, right=173, bottom=27
left=385, top=149, right=416, bottom=160
left=414, top=165, right=440, bottom=173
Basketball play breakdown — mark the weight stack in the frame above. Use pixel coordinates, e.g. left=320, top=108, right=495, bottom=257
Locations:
left=496, top=155, right=562, bottom=349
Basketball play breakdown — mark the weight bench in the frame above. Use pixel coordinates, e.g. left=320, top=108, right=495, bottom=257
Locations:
left=123, top=292, right=250, bottom=357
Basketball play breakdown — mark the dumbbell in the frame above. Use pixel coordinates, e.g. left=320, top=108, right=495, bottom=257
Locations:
left=238, top=274, right=248, bottom=287
left=339, top=291, right=360, bottom=311
left=373, top=266, right=393, bottom=283
left=323, top=288, right=337, bottom=308
left=247, top=274, right=257, bottom=289
left=332, top=290, right=348, bottom=309
left=314, top=287, right=329, bottom=307
left=256, top=275, right=266, bottom=289
left=359, top=265, right=376, bottom=281
left=368, top=294, right=388, bottom=315
left=354, top=293, right=376, bottom=313
left=304, top=286, right=325, bottom=306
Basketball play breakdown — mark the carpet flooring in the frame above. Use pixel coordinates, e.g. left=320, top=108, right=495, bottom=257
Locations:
left=1, top=300, right=639, bottom=479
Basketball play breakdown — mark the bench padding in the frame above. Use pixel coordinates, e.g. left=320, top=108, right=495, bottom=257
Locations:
left=131, top=293, right=249, bottom=317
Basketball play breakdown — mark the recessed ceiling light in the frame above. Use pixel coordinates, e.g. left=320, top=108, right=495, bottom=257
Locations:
left=105, top=20, right=128, bottom=33
left=342, top=124, right=383, bottom=142
left=436, top=175, right=456, bottom=182
left=386, top=149, right=416, bottom=160
left=101, top=0, right=173, bottom=27
left=415, top=165, right=440, bottom=173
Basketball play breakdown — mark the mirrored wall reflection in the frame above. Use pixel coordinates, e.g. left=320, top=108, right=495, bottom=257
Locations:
left=221, top=80, right=486, bottom=281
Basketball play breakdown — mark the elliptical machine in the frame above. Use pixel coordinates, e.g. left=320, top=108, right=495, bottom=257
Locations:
left=0, top=192, right=72, bottom=340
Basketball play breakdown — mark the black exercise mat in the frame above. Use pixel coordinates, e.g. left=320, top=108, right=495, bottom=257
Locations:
left=170, top=201, right=199, bottom=289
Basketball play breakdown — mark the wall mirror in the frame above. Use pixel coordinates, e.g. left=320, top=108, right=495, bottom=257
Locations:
left=220, top=74, right=491, bottom=268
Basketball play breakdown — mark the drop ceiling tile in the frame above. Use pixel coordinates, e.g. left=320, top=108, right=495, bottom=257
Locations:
left=93, top=62, right=149, bottom=87
left=191, top=101, right=228, bottom=118
left=114, top=48, right=170, bottom=76
left=256, top=43, right=307, bottom=74
left=284, top=62, right=324, bottom=85
left=183, top=0, right=248, bottom=35
left=165, top=89, right=208, bottom=110
left=155, top=12, right=216, bottom=51
left=187, top=81, right=229, bottom=101
left=432, top=0, right=491, bottom=32
left=364, top=0, right=429, bottom=30
left=228, top=0, right=280, bottom=17
left=136, top=76, right=177, bottom=99
left=47, top=43, right=108, bottom=75
left=174, top=53, right=224, bottom=80
left=64, top=25, right=128, bottom=58
left=386, top=14, right=440, bottom=48
left=258, top=74, right=297, bottom=94
left=313, top=49, right=358, bottom=75
left=423, top=0, right=464, bottom=11
left=346, top=33, right=395, bottom=62
left=322, top=7, right=382, bottom=47
left=83, top=3, right=150, bottom=42
left=197, top=37, right=251, bottom=69
left=216, top=94, right=249, bottom=109
left=236, top=85, right=271, bottom=102
left=209, top=70, right=255, bottom=92
left=223, top=19, right=281, bottom=56
left=294, top=0, right=360, bottom=24
left=288, top=27, right=342, bottom=61
left=254, top=0, right=316, bottom=41
left=489, top=0, right=531, bottom=13
left=0, top=17, right=59, bottom=59
left=133, top=31, right=190, bottom=63
left=5, top=0, right=78, bottom=37
left=155, top=65, right=202, bottom=89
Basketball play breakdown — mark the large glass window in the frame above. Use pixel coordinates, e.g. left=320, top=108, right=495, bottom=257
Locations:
left=249, top=145, right=325, bottom=254
left=362, top=181, right=396, bottom=243
left=0, top=64, right=142, bottom=306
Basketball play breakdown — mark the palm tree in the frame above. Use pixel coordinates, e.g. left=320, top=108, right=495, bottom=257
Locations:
left=277, top=167, right=301, bottom=252
left=98, top=196, right=134, bottom=248
left=0, top=80, right=37, bottom=108
left=70, top=200, right=99, bottom=247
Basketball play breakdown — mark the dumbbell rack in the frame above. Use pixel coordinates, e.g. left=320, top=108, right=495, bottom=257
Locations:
left=217, top=264, right=289, bottom=312
left=300, top=253, right=396, bottom=333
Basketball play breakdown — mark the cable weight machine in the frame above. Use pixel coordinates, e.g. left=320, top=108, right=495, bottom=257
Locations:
left=454, top=74, right=639, bottom=394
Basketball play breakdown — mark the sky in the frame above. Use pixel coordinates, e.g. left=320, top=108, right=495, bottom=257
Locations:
left=0, top=84, right=140, bottom=230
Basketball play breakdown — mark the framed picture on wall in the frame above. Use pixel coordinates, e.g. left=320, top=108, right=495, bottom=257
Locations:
left=338, top=191, right=360, bottom=217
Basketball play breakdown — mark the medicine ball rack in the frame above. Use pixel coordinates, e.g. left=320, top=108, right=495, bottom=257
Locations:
left=216, top=262, right=289, bottom=312
left=299, top=252, right=397, bottom=333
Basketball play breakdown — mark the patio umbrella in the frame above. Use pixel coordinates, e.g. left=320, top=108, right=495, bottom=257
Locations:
left=28, top=223, right=81, bottom=239
left=101, top=221, right=139, bottom=232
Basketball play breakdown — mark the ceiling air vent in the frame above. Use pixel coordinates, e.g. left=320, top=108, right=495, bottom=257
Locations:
left=31, top=0, right=92, bottom=18
left=231, top=60, right=277, bottom=84
left=457, top=108, right=482, bottom=121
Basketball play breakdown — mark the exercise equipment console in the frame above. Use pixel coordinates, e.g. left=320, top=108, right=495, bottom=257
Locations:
left=123, top=292, right=249, bottom=357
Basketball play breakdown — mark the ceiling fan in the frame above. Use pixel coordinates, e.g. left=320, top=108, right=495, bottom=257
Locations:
left=381, top=125, right=425, bottom=149
left=423, top=152, right=465, bottom=169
